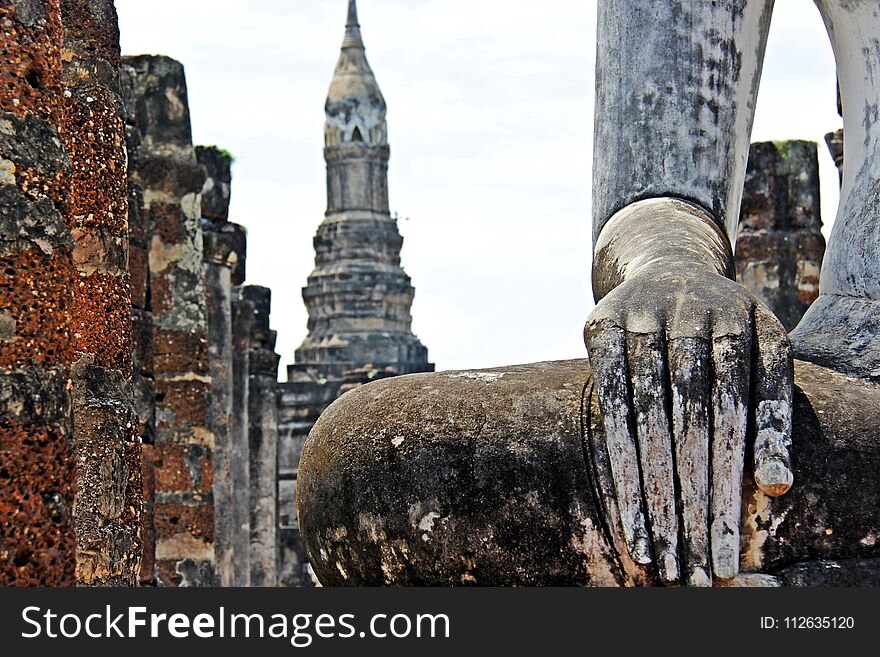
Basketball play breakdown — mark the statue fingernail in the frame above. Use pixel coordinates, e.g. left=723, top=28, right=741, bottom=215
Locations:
left=631, top=536, right=653, bottom=565
left=756, top=457, right=793, bottom=496
left=660, top=552, right=679, bottom=582
left=688, top=566, right=711, bottom=588
left=712, top=531, right=738, bottom=580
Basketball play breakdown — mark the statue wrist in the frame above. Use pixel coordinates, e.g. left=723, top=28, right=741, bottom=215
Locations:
left=591, top=197, right=735, bottom=302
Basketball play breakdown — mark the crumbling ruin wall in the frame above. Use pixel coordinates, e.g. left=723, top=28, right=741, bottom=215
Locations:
left=230, top=290, right=253, bottom=585
left=198, top=145, right=250, bottom=586
left=124, top=54, right=214, bottom=587
left=121, top=64, right=156, bottom=584
left=0, top=0, right=77, bottom=586
left=245, top=285, right=279, bottom=587
left=736, top=140, right=826, bottom=331
left=59, top=0, right=141, bottom=587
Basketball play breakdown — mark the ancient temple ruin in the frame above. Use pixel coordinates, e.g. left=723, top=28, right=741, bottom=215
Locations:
left=0, top=0, right=281, bottom=586
left=277, top=0, right=433, bottom=586
left=2, top=0, right=867, bottom=589
left=736, top=141, right=826, bottom=331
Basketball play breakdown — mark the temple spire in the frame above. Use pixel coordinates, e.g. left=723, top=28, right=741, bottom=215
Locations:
left=342, top=0, right=364, bottom=49
left=326, top=0, right=386, bottom=147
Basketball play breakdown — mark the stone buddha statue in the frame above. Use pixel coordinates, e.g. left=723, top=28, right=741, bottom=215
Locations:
left=296, top=0, right=880, bottom=586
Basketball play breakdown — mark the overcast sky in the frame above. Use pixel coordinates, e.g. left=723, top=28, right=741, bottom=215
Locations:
left=116, top=0, right=841, bottom=377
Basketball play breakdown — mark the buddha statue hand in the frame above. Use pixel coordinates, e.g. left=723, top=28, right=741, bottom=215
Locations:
left=586, top=197, right=793, bottom=586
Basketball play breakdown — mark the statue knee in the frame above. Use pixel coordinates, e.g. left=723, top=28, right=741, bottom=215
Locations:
left=296, top=360, right=650, bottom=585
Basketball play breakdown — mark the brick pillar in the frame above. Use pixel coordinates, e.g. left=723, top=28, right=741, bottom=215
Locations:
left=736, top=140, right=826, bottom=332
left=124, top=55, right=215, bottom=586
left=244, top=286, right=279, bottom=586
left=231, top=288, right=253, bottom=583
left=0, top=0, right=77, bottom=586
left=59, top=0, right=142, bottom=587
left=198, top=145, right=249, bottom=586
left=120, top=60, right=157, bottom=586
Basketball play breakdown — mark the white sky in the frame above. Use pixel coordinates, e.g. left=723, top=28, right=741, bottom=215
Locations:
left=116, top=0, right=841, bottom=377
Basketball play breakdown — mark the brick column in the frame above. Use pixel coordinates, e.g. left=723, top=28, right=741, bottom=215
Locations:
left=0, top=0, right=77, bottom=586
left=244, top=285, right=279, bottom=586
left=198, top=145, right=249, bottom=586
left=231, top=288, right=253, bottom=583
left=124, top=55, right=214, bottom=586
left=736, top=140, right=826, bottom=332
left=59, top=0, right=142, bottom=587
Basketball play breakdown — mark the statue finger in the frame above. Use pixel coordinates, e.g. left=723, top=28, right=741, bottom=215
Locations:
left=668, top=336, right=712, bottom=587
left=586, top=322, right=652, bottom=565
left=709, top=329, right=751, bottom=580
left=626, top=331, right=679, bottom=583
left=752, top=303, right=794, bottom=497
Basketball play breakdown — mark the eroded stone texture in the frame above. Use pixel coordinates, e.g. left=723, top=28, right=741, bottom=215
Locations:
left=230, top=288, right=252, bottom=585
left=120, top=62, right=157, bottom=585
left=198, top=144, right=249, bottom=586
left=124, top=54, right=215, bottom=586
left=298, top=359, right=880, bottom=586
left=245, top=285, right=279, bottom=587
left=59, top=0, right=142, bottom=587
left=736, top=141, right=825, bottom=331
left=0, top=0, right=77, bottom=586
left=279, top=0, right=431, bottom=587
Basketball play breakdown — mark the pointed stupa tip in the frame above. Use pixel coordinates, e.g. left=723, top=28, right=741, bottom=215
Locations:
left=342, top=0, right=364, bottom=49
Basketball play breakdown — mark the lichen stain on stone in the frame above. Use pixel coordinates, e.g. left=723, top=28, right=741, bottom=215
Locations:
left=156, top=533, right=213, bottom=561
left=0, top=157, right=15, bottom=184
left=417, top=511, right=441, bottom=533
left=742, top=486, right=789, bottom=571
left=149, top=236, right=182, bottom=274
left=447, top=371, right=505, bottom=383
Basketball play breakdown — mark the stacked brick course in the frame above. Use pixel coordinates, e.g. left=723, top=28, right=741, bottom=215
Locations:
left=736, top=140, right=826, bottom=331
left=124, top=55, right=215, bottom=586
left=198, top=145, right=250, bottom=587
left=245, top=285, right=279, bottom=586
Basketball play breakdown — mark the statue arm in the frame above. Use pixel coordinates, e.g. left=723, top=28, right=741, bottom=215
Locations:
left=588, top=0, right=790, bottom=586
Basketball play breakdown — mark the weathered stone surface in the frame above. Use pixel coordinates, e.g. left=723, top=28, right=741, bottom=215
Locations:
left=124, top=54, right=215, bottom=586
left=298, top=359, right=880, bottom=586
left=231, top=289, right=252, bottom=583
left=792, top=2, right=880, bottom=383
left=230, top=289, right=252, bottom=585
left=200, top=144, right=250, bottom=586
left=123, top=55, right=194, bottom=160
left=593, top=1, right=774, bottom=242
left=70, top=356, right=141, bottom=585
left=245, top=285, right=279, bottom=586
left=776, top=559, right=880, bottom=587
left=0, top=0, right=77, bottom=587
left=195, top=145, right=231, bottom=222
left=736, top=141, right=825, bottom=331
left=59, top=0, right=142, bottom=586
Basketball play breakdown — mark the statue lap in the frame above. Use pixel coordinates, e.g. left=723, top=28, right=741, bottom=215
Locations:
left=297, top=359, right=880, bottom=586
